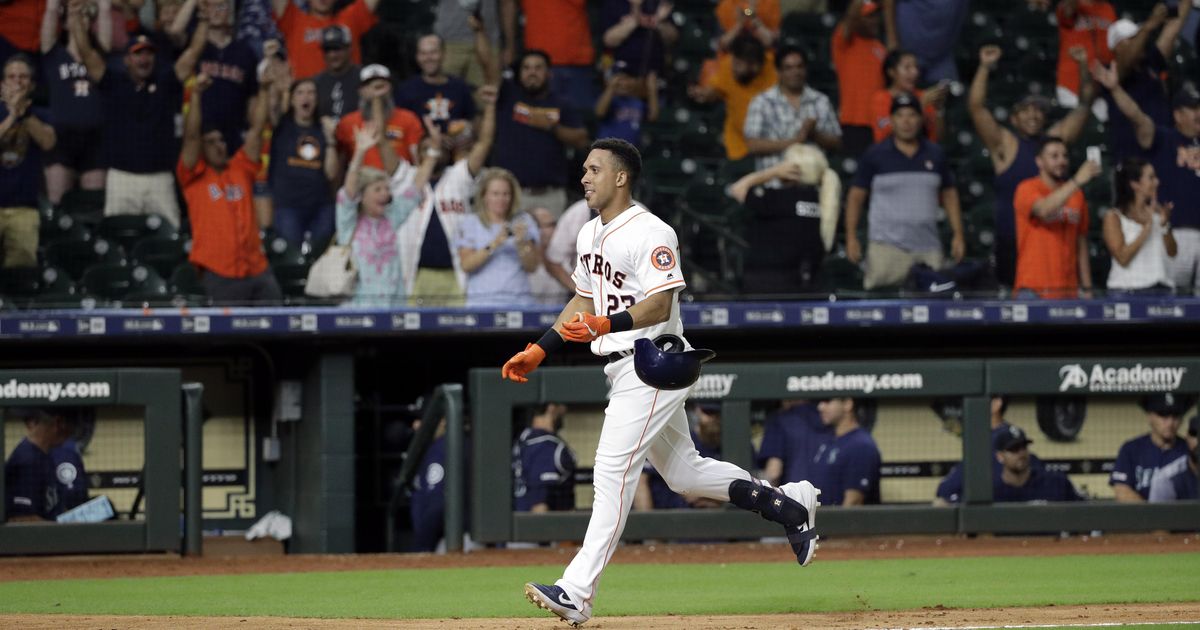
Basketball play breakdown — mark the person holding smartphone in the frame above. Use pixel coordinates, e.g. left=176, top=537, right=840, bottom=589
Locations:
left=455, top=167, right=540, bottom=306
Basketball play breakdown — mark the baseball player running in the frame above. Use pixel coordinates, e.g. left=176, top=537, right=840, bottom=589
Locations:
left=502, top=138, right=821, bottom=627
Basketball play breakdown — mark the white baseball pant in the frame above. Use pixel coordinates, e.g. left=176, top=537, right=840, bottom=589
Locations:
left=555, top=355, right=753, bottom=606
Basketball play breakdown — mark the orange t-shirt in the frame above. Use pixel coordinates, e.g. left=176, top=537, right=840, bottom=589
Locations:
left=831, top=28, right=886, bottom=127
left=335, top=107, right=425, bottom=168
left=870, top=88, right=940, bottom=142
left=277, top=0, right=379, bottom=79
left=1056, top=0, right=1115, bottom=95
left=1013, top=176, right=1090, bottom=298
left=521, top=0, right=594, bottom=66
left=716, top=0, right=781, bottom=34
left=177, top=150, right=269, bottom=279
left=704, top=51, right=777, bottom=160
left=0, top=0, right=47, bottom=51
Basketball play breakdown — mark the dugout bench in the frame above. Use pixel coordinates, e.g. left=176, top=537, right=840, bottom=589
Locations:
left=457, top=358, right=1200, bottom=549
left=0, top=368, right=192, bottom=555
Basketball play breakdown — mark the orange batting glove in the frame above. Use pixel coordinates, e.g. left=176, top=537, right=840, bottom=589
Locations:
left=560, top=312, right=612, bottom=343
left=501, top=343, right=546, bottom=383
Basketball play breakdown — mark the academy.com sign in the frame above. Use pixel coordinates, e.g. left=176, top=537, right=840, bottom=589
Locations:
left=787, top=371, right=924, bottom=394
left=0, top=379, right=112, bottom=402
left=1058, top=363, right=1186, bottom=393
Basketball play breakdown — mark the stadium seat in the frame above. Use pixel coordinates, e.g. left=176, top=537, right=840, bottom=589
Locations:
left=38, top=209, right=90, bottom=249
left=58, top=188, right=105, bottom=226
left=0, top=265, right=74, bottom=304
left=44, top=237, right=125, bottom=281
left=79, top=262, right=169, bottom=305
left=272, top=262, right=312, bottom=303
left=131, top=236, right=188, bottom=281
left=98, top=214, right=176, bottom=254
left=264, top=234, right=306, bottom=266
left=169, top=263, right=207, bottom=304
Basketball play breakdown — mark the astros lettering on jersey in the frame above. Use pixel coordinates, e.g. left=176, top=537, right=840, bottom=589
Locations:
left=571, top=203, right=686, bottom=355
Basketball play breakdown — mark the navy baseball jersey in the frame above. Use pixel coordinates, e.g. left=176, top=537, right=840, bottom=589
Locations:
left=52, top=439, right=88, bottom=511
left=757, top=404, right=833, bottom=485
left=1110, top=434, right=1190, bottom=499
left=4, top=439, right=60, bottom=519
left=936, top=422, right=1042, bottom=503
left=811, top=427, right=882, bottom=505
left=644, top=430, right=719, bottom=509
left=1148, top=455, right=1199, bottom=501
left=410, top=436, right=447, bottom=552
left=513, top=428, right=576, bottom=512
left=993, top=467, right=1084, bottom=503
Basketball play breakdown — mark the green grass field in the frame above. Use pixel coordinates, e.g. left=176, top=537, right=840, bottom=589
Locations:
left=0, top=553, right=1198, bottom=620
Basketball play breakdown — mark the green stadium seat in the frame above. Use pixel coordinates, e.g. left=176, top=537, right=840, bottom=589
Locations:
left=38, top=209, right=90, bottom=249
left=131, top=236, right=188, bottom=281
left=44, top=237, right=125, bottom=281
left=98, top=213, right=177, bottom=255
left=80, top=263, right=168, bottom=305
left=264, top=234, right=307, bottom=266
left=273, top=262, right=313, bottom=303
left=169, top=263, right=207, bottom=304
left=58, top=188, right=105, bottom=226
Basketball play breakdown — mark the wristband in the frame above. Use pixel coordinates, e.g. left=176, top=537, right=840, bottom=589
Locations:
left=609, top=310, right=634, bottom=333
left=535, top=327, right=565, bottom=355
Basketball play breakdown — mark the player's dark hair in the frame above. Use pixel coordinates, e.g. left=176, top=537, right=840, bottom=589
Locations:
left=1113, top=156, right=1151, bottom=212
left=729, top=35, right=765, bottom=65
left=591, top=138, right=642, bottom=187
left=1036, top=135, right=1066, bottom=157
left=881, top=49, right=915, bottom=88
left=775, top=44, right=808, bottom=70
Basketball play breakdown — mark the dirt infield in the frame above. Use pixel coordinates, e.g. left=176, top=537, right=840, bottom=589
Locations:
left=1, top=534, right=1197, bottom=629
left=0, top=532, right=1194, bottom=582
left=3, top=604, right=1200, bottom=630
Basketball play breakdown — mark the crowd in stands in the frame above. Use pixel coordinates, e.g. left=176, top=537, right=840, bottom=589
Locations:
left=2, top=0, right=1200, bottom=306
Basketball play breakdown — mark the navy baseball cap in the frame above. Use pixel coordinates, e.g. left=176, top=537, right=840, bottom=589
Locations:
left=994, top=425, right=1033, bottom=452
left=127, top=34, right=156, bottom=54
left=694, top=401, right=722, bottom=414
left=1139, top=392, right=1196, bottom=417
left=321, top=25, right=351, bottom=51
left=1172, top=89, right=1200, bottom=111
left=891, top=91, right=921, bottom=115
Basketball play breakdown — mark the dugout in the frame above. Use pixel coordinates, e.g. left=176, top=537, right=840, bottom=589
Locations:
left=462, top=358, right=1200, bottom=548
left=0, top=369, right=182, bottom=555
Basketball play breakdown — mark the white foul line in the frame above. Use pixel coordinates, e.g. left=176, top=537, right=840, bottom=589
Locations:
left=868, top=621, right=1200, bottom=630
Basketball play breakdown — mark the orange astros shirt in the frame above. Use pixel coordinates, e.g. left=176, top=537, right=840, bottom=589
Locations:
left=1013, top=176, right=1090, bottom=298
left=177, top=150, right=269, bottom=279
left=335, top=107, right=425, bottom=168
left=832, top=29, right=886, bottom=127
left=277, top=0, right=378, bottom=79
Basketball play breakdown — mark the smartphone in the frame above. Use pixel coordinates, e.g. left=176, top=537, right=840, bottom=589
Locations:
left=1086, top=146, right=1102, bottom=166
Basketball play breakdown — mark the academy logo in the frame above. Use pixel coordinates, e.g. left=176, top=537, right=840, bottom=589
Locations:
left=690, top=373, right=737, bottom=398
left=1058, top=363, right=1187, bottom=392
left=651, top=246, right=676, bottom=271
left=787, top=371, right=924, bottom=394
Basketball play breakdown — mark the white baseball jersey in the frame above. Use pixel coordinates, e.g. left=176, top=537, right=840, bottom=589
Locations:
left=571, top=204, right=686, bottom=355
left=394, top=158, right=475, bottom=291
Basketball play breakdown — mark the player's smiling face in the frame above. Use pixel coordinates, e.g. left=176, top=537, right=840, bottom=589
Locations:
left=581, top=149, right=622, bottom=211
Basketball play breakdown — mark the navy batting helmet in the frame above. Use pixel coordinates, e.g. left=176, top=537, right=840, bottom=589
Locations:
left=633, top=334, right=716, bottom=390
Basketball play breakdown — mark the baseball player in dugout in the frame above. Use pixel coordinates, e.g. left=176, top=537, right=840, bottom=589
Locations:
left=501, top=138, right=821, bottom=627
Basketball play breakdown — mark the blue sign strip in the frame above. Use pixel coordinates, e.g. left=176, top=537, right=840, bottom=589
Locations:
left=1, top=297, right=1197, bottom=339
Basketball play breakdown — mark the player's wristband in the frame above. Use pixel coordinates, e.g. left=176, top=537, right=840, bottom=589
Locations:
left=609, top=310, right=634, bottom=333
left=535, top=328, right=566, bottom=355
